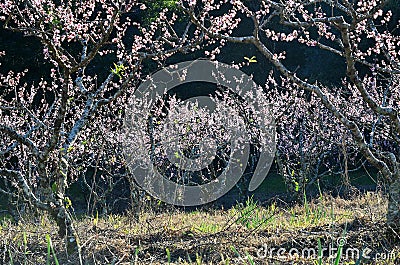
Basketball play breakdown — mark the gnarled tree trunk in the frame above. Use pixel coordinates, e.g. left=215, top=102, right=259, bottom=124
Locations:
left=387, top=176, right=400, bottom=236
left=50, top=203, right=82, bottom=265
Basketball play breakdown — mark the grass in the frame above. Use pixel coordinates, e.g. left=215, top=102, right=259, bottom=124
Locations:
left=0, top=191, right=398, bottom=264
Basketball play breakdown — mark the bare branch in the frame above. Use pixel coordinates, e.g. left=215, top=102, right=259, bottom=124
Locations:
left=0, top=124, right=40, bottom=157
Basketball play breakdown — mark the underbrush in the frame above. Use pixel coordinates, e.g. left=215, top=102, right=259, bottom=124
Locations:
left=0, top=191, right=398, bottom=264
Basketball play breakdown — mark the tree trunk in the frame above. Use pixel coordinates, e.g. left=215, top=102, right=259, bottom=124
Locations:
left=387, top=176, right=400, bottom=237
left=51, top=205, right=80, bottom=255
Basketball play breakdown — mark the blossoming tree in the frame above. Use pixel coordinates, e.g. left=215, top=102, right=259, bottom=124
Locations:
left=0, top=0, right=202, bottom=253
left=1, top=1, right=399, bottom=259
left=183, top=0, right=400, bottom=234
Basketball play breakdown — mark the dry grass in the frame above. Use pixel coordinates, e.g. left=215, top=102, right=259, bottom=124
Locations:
left=0, top=191, right=399, bottom=264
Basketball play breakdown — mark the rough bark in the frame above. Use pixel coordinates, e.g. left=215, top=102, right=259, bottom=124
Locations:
left=387, top=176, right=400, bottom=237
left=51, top=204, right=81, bottom=255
